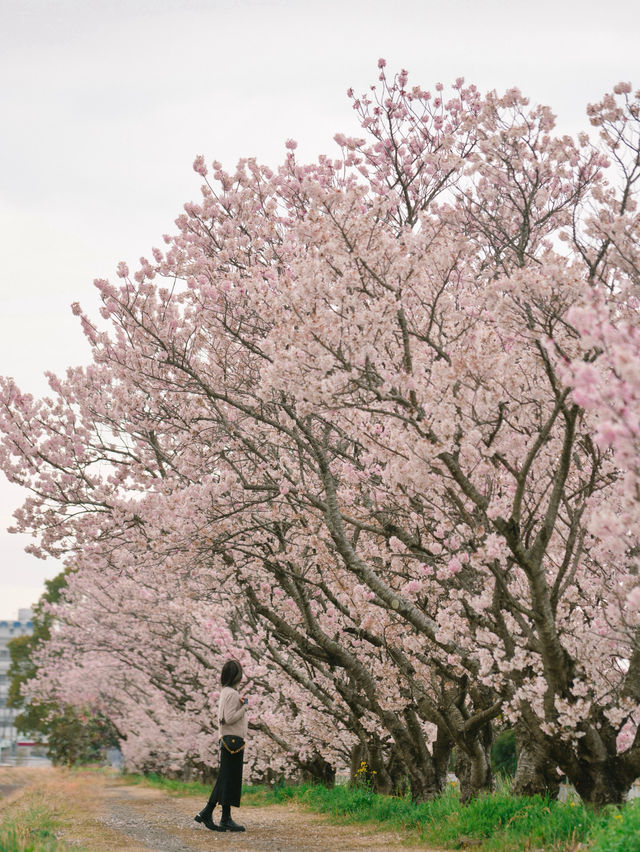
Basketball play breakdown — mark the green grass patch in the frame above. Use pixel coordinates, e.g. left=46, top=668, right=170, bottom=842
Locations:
left=119, top=770, right=211, bottom=798
left=589, top=800, right=640, bottom=852
left=241, top=780, right=637, bottom=851
left=436, top=791, right=599, bottom=851
left=240, top=783, right=273, bottom=806
left=0, top=800, right=65, bottom=852
left=121, top=771, right=276, bottom=806
left=269, top=780, right=460, bottom=831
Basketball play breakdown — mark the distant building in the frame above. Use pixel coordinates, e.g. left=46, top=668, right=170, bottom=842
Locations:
left=0, top=609, right=33, bottom=758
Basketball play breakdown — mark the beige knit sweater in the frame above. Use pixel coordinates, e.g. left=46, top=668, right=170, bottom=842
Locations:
left=218, top=685, right=248, bottom=739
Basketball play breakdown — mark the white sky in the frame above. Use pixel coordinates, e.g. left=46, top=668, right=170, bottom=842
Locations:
left=1, top=0, right=639, bottom=617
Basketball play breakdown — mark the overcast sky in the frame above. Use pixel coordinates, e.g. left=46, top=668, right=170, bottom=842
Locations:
left=1, top=0, right=639, bottom=617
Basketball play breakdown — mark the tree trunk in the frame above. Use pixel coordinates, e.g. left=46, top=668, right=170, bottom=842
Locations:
left=349, top=740, right=408, bottom=795
left=433, top=725, right=453, bottom=792
left=555, top=719, right=635, bottom=806
left=391, top=739, right=444, bottom=802
left=569, top=759, right=633, bottom=808
left=384, top=747, right=410, bottom=797
left=349, top=741, right=364, bottom=783
left=299, top=753, right=336, bottom=786
left=407, top=763, right=442, bottom=802
left=511, top=724, right=559, bottom=799
left=454, top=725, right=493, bottom=803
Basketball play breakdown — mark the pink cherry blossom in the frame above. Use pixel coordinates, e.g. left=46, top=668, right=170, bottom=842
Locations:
left=1, top=67, right=640, bottom=806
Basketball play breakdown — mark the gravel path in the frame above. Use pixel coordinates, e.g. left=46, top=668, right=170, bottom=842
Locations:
left=1, top=766, right=443, bottom=851
left=99, top=785, right=197, bottom=852
left=97, top=780, right=437, bottom=851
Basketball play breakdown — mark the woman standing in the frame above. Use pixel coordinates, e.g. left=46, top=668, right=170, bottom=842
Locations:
left=195, top=659, right=248, bottom=832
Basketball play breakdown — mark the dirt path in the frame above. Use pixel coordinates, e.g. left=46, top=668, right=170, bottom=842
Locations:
left=0, top=766, right=442, bottom=851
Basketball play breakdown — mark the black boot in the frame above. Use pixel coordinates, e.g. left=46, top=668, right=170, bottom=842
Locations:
left=219, top=804, right=245, bottom=832
left=194, top=810, right=219, bottom=831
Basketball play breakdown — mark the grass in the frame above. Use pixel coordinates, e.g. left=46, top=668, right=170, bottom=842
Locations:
left=118, top=769, right=212, bottom=798
left=0, top=796, right=65, bottom=852
left=257, top=780, right=593, bottom=848
left=265, top=780, right=640, bottom=851
left=589, top=800, right=640, bottom=852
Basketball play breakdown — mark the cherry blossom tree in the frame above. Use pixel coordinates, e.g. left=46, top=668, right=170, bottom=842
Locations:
left=24, top=526, right=358, bottom=783
left=567, top=82, right=640, bottom=647
left=1, top=67, right=640, bottom=805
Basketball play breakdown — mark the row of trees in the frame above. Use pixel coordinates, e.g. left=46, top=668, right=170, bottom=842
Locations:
left=7, top=571, right=120, bottom=766
left=1, top=66, right=639, bottom=805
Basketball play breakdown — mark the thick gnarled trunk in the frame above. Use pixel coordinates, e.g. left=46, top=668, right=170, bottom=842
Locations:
left=433, top=724, right=454, bottom=793
left=511, top=724, right=559, bottom=799
left=536, top=715, right=640, bottom=806
left=350, top=732, right=450, bottom=802
left=299, top=753, right=336, bottom=786
left=570, top=763, right=632, bottom=808
left=407, top=762, right=444, bottom=802
left=349, top=740, right=408, bottom=796
left=454, top=724, right=493, bottom=804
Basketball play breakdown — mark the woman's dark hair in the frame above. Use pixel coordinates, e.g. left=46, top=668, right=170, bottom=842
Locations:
left=220, top=659, right=243, bottom=688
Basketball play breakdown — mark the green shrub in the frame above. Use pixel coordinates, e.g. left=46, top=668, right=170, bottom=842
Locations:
left=491, top=729, right=516, bottom=777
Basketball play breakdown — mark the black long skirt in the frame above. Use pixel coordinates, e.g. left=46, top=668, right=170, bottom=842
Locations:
left=206, top=737, right=244, bottom=809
